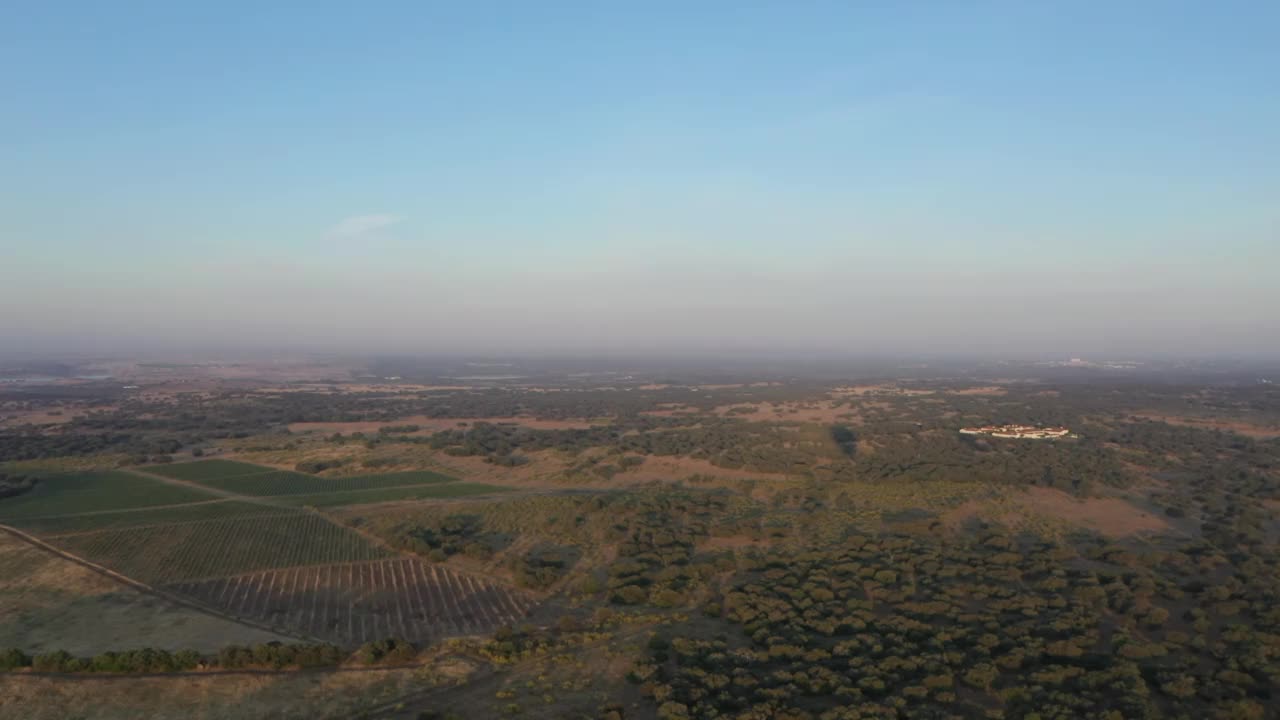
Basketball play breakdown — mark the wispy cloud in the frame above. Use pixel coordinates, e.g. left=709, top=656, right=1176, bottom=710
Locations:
left=328, top=214, right=401, bottom=238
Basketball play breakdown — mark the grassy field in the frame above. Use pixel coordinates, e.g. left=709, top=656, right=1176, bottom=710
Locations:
left=6, top=500, right=291, bottom=536
left=278, top=482, right=512, bottom=508
left=0, top=471, right=218, bottom=520
left=52, top=513, right=392, bottom=584
left=143, top=460, right=462, bottom=497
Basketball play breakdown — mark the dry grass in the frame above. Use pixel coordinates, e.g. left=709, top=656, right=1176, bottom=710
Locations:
left=0, top=661, right=464, bottom=720
left=942, top=487, right=1170, bottom=539
left=1023, top=487, right=1170, bottom=536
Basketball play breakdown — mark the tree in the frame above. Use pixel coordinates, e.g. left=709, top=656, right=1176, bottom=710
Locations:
left=963, top=663, right=999, bottom=691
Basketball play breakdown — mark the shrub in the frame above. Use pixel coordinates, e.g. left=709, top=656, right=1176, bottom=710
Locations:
left=0, top=648, right=31, bottom=670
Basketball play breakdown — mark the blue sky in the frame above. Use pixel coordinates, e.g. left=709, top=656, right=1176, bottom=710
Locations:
left=2, top=1, right=1277, bottom=356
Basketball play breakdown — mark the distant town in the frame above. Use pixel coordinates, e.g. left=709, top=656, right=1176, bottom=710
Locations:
left=960, top=424, right=1074, bottom=439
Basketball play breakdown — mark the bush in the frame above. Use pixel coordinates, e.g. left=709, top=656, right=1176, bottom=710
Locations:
left=357, top=638, right=416, bottom=665
left=0, top=648, right=31, bottom=670
left=296, top=459, right=347, bottom=474
left=32, top=650, right=75, bottom=672
left=0, top=473, right=37, bottom=500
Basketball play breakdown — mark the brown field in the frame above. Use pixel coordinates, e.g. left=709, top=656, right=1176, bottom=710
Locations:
left=0, top=533, right=289, bottom=655
left=831, top=384, right=934, bottom=397
left=944, top=386, right=1007, bottom=396
left=166, top=557, right=535, bottom=646
left=1130, top=412, right=1280, bottom=439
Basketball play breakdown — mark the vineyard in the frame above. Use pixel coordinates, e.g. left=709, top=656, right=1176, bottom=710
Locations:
left=49, top=513, right=392, bottom=583
left=167, top=557, right=535, bottom=645
left=143, top=460, right=465, bottom=497
left=0, top=470, right=217, bottom=520
left=5, top=499, right=284, bottom=535
left=0, top=458, right=536, bottom=649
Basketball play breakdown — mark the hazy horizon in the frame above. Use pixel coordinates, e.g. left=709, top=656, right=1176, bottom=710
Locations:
left=4, top=2, right=1278, bottom=357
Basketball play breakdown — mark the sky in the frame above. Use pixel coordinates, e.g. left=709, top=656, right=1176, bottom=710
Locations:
left=2, top=1, right=1278, bottom=358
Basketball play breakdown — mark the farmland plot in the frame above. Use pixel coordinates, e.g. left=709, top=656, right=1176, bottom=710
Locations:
left=166, top=557, right=535, bottom=645
left=6, top=499, right=284, bottom=536
left=51, top=513, right=391, bottom=584
left=144, top=460, right=464, bottom=497
left=0, top=471, right=217, bottom=520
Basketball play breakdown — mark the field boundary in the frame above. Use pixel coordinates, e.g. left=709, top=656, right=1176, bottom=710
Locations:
left=0, top=522, right=320, bottom=643
left=264, top=481, right=471, bottom=501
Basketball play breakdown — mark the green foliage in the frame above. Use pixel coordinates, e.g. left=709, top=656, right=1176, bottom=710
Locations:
left=0, top=648, right=31, bottom=670
left=32, top=650, right=81, bottom=672
left=637, top=521, right=1280, bottom=720
left=356, top=638, right=417, bottom=665
left=0, top=470, right=217, bottom=519
left=295, top=458, right=349, bottom=473
left=510, top=544, right=580, bottom=590
left=389, top=513, right=513, bottom=561
left=216, top=642, right=345, bottom=669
